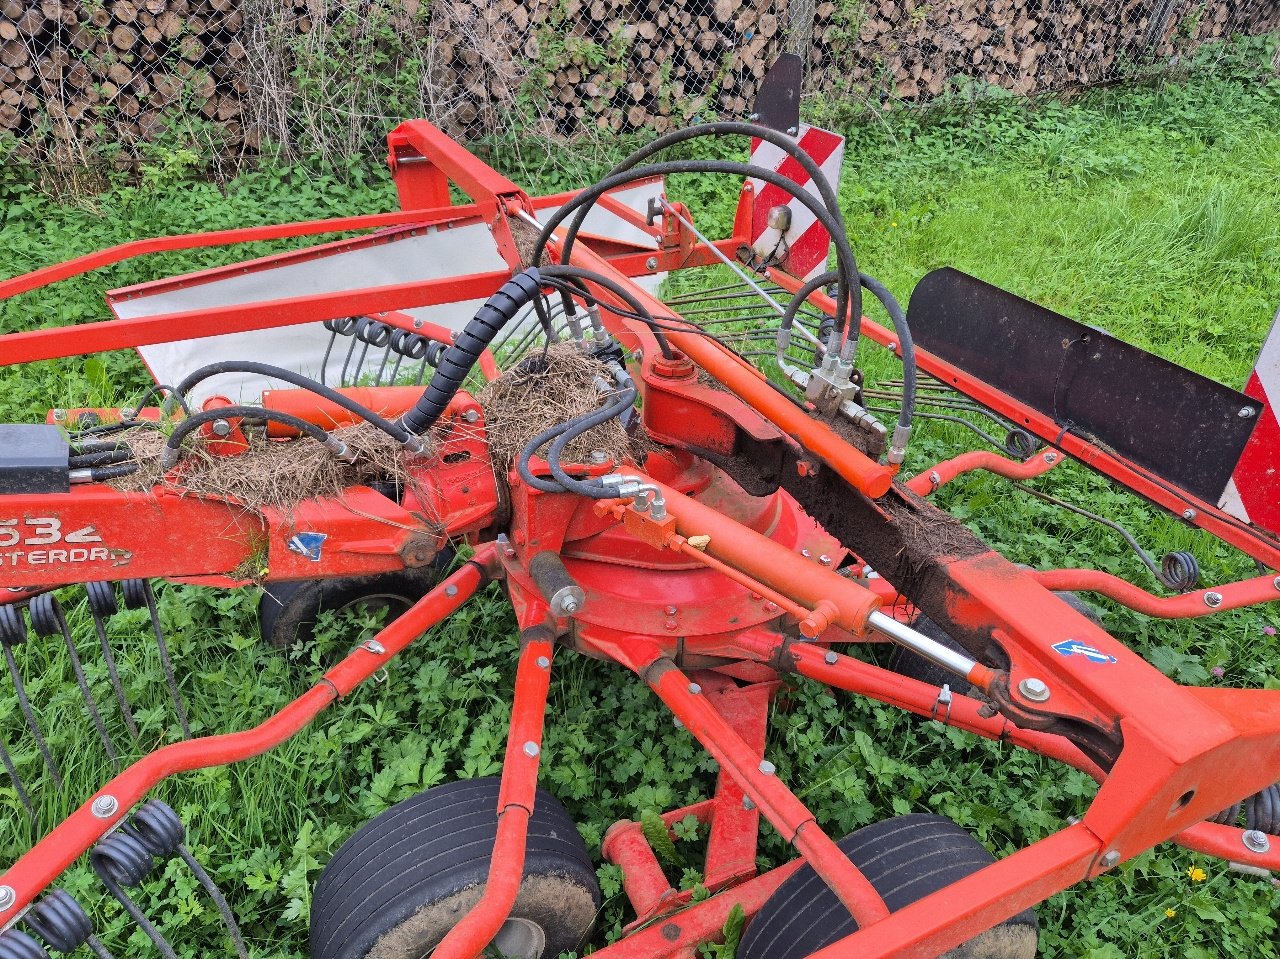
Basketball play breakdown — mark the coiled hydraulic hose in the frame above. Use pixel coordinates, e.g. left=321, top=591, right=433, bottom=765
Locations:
left=400, top=268, right=543, bottom=435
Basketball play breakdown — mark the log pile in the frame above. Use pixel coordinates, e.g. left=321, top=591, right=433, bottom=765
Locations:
left=1, top=0, right=1276, bottom=163
left=807, top=0, right=1280, bottom=104
left=1, top=0, right=246, bottom=150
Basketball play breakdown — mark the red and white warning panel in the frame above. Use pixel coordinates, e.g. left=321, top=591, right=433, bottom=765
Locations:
left=746, top=124, right=845, bottom=281
left=1219, top=306, right=1280, bottom=535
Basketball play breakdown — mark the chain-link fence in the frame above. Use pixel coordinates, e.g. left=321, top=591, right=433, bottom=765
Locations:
left=2, top=0, right=1277, bottom=180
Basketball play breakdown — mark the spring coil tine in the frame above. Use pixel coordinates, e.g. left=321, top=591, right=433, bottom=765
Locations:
left=130, top=800, right=185, bottom=858
left=1246, top=783, right=1280, bottom=836
left=90, top=832, right=178, bottom=959
left=177, top=846, right=249, bottom=959
left=24, top=890, right=94, bottom=955
left=0, top=930, right=50, bottom=959
left=28, top=594, right=118, bottom=764
left=374, top=341, right=394, bottom=386
left=121, top=581, right=191, bottom=739
left=320, top=317, right=358, bottom=387
left=1208, top=801, right=1241, bottom=826
left=338, top=324, right=362, bottom=387
left=0, top=737, right=34, bottom=819
left=1158, top=551, right=1201, bottom=593
left=0, top=605, right=61, bottom=787
left=85, top=582, right=140, bottom=741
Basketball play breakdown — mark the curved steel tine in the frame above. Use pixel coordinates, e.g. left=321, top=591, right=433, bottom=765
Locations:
left=178, top=845, right=249, bottom=959
left=0, top=737, right=34, bottom=819
left=87, top=598, right=141, bottom=741
left=0, top=639, right=62, bottom=787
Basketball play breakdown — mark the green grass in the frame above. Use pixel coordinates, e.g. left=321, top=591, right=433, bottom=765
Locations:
left=2, top=50, right=1280, bottom=959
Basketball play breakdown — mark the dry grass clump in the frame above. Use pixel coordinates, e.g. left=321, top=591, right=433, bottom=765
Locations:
left=476, top=342, right=645, bottom=472
left=112, top=422, right=428, bottom=515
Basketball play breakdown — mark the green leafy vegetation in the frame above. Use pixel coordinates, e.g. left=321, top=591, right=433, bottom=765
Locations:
left=1, top=51, right=1279, bottom=959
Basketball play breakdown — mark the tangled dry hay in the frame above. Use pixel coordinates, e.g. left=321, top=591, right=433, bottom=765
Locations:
left=476, top=342, right=646, bottom=473
left=112, top=422, right=429, bottom=515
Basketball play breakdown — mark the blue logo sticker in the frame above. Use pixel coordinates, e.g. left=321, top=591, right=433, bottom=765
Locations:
left=287, top=532, right=327, bottom=562
left=1051, top=639, right=1117, bottom=664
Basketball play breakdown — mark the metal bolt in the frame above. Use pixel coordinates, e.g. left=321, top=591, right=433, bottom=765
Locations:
left=1242, top=829, right=1271, bottom=854
left=749, top=592, right=762, bottom=600
left=210, top=418, right=232, bottom=438
left=590, top=449, right=609, bottom=464
left=663, top=605, right=678, bottom=616
left=888, top=341, right=898, bottom=354
left=819, top=554, right=832, bottom=566
left=1239, top=406, right=1257, bottom=418
left=743, top=796, right=755, bottom=810
left=119, top=407, right=136, bottom=421
left=91, top=794, right=119, bottom=819
left=645, top=256, right=659, bottom=271
left=759, top=760, right=776, bottom=775
left=824, top=651, right=838, bottom=665
left=1044, top=452, right=1058, bottom=464
left=928, top=470, right=941, bottom=486
left=786, top=125, right=798, bottom=136
left=749, top=112, right=760, bottom=121
left=1182, top=508, right=1197, bottom=521
left=536, top=655, right=550, bottom=669
left=414, top=318, right=425, bottom=329
left=0, top=886, right=13, bottom=912
left=801, top=548, right=811, bottom=558
left=673, top=716, right=683, bottom=729
left=462, top=409, right=480, bottom=424
left=362, top=639, right=386, bottom=655
left=1273, top=577, right=1280, bottom=592
left=1017, top=677, right=1051, bottom=702
left=1100, top=850, right=1120, bottom=869
left=51, top=408, right=66, bottom=422
left=664, top=620, right=678, bottom=631
left=445, top=584, right=458, bottom=597
left=1203, top=591, right=1223, bottom=608
left=523, top=741, right=540, bottom=758
left=688, top=682, right=701, bottom=695
left=763, top=601, right=779, bottom=613
left=560, top=597, right=580, bottom=614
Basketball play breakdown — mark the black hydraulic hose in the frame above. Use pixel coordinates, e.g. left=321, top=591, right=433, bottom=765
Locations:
left=160, top=407, right=344, bottom=470
left=170, top=361, right=419, bottom=450
left=563, top=120, right=854, bottom=329
left=81, top=464, right=139, bottom=482
left=400, top=269, right=543, bottom=435
left=546, top=383, right=638, bottom=496
left=533, top=159, right=861, bottom=346
left=540, top=264, right=675, bottom=358
left=70, top=449, right=134, bottom=468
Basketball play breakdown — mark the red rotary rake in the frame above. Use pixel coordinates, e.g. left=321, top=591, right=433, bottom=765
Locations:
left=0, top=73, right=1278, bottom=959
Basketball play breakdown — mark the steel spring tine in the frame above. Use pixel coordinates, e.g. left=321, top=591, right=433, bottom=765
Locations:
left=0, top=605, right=61, bottom=787
left=0, top=930, right=50, bottom=959
left=85, top=582, right=139, bottom=741
left=131, top=801, right=248, bottom=958
left=121, top=581, right=191, bottom=739
left=28, top=594, right=118, bottom=764
left=338, top=326, right=361, bottom=386
left=319, top=316, right=357, bottom=387
left=0, top=736, right=33, bottom=818
left=90, top=831, right=178, bottom=959
left=176, top=846, right=249, bottom=958
left=23, top=889, right=111, bottom=957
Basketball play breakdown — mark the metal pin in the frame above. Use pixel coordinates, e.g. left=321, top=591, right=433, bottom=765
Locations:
left=91, top=794, right=119, bottom=819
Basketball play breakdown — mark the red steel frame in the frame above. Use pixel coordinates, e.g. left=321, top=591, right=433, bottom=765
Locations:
left=0, top=119, right=1278, bottom=959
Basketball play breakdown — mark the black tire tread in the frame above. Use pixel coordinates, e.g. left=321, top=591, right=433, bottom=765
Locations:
left=739, top=814, right=1036, bottom=959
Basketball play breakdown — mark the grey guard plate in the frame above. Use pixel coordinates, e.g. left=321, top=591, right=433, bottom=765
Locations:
left=905, top=267, right=1263, bottom=504
left=751, top=54, right=802, bottom=134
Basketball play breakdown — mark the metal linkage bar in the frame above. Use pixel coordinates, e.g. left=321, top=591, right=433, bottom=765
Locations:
left=0, top=554, right=492, bottom=927
left=431, top=636, right=554, bottom=959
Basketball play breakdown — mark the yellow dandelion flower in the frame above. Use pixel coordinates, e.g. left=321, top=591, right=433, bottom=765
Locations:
left=1187, top=866, right=1207, bottom=882
left=891, top=222, right=899, bottom=227
left=1165, top=908, right=1177, bottom=918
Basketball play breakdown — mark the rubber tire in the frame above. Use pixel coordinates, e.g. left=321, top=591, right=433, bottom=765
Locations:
left=310, top=777, right=600, bottom=959
left=887, top=593, right=1100, bottom=696
left=738, top=814, right=1037, bottom=959
left=258, top=561, right=449, bottom=650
